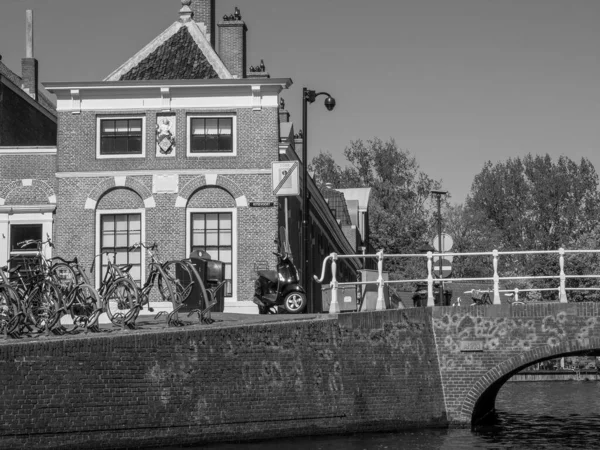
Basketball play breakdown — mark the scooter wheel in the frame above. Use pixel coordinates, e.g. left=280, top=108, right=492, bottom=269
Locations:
left=283, top=292, right=307, bottom=314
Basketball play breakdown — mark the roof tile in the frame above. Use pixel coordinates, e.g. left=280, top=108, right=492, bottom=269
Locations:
left=119, top=26, right=219, bottom=81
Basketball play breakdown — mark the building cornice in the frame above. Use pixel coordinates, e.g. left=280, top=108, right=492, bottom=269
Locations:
left=44, top=78, right=292, bottom=92
left=55, top=168, right=272, bottom=179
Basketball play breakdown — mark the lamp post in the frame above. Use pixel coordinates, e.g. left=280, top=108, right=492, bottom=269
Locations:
left=302, top=87, right=336, bottom=313
left=431, top=189, right=448, bottom=306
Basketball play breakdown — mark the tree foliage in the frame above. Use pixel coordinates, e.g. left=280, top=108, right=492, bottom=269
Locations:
left=309, top=138, right=441, bottom=280
left=461, top=154, right=600, bottom=300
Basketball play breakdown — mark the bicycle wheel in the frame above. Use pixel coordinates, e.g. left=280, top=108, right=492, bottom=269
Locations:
left=28, top=283, right=61, bottom=331
left=49, top=262, right=78, bottom=295
left=0, top=284, right=21, bottom=334
left=160, top=260, right=195, bottom=305
left=103, top=277, right=139, bottom=321
left=69, top=283, right=100, bottom=321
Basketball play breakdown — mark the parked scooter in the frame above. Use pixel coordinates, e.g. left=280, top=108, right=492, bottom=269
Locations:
left=252, top=252, right=307, bottom=314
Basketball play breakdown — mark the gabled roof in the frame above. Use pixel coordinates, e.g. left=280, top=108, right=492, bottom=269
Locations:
left=104, top=20, right=231, bottom=81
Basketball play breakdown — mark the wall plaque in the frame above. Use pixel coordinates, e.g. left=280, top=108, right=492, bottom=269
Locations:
left=156, top=114, right=176, bottom=157
left=249, top=202, right=275, bottom=207
left=459, top=340, right=484, bottom=352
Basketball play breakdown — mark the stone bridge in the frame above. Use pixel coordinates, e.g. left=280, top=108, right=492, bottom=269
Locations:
left=431, top=302, right=600, bottom=425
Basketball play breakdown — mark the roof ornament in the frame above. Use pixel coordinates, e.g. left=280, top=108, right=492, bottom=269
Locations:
left=234, top=7, right=242, bottom=20
left=180, top=0, right=193, bottom=22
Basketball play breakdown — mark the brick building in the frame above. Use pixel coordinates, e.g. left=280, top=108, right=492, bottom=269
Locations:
left=2, top=1, right=369, bottom=313
left=0, top=10, right=58, bottom=275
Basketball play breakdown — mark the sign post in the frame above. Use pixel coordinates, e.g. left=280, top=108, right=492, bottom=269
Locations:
left=272, top=162, right=300, bottom=259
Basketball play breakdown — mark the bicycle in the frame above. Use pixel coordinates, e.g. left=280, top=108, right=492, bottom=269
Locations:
left=89, top=252, right=140, bottom=328
left=126, top=243, right=182, bottom=326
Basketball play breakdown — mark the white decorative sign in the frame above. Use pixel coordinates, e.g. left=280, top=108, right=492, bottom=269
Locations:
left=156, top=115, right=176, bottom=157
left=153, top=175, right=179, bottom=194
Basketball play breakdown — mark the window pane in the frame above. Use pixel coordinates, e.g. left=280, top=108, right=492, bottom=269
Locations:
left=220, top=231, right=231, bottom=246
left=128, top=251, right=141, bottom=265
left=128, top=137, right=142, bottom=153
left=191, top=118, right=205, bottom=135
left=115, top=215, right=128, bottom=231
left=129, top=266, right=141, bottom=282
left=191, top=136, right=205, bottom=152
left=101, top=120, right=115, bottom=134
left=219, top=249, right=232, bottom=263
left=206, top=214, right=218, bottom=229
left=116, top=232, right=128, bottom=248
left=219, top=214, right=232, bottom=229
left=10, top=224, right=42, bottom=251
left=129, top=119, right=142, bottom=134
left=218, top=135, right=232, bottom=151
left=206, top=231, right=218, bottom=246
left=193, top=215, right=206, bottom=230
left=219, top=118, right=232, bottom=135
left=205, top=135, right=218, bottom=151
left=102, top=234, right=115, bottom=248
left=129, top=215, right=141, bottom=231
left=115, top=120, right=128, bottom=134
left=193, top=232, right=205, bottom=247
left=114, top=137, right=128, bottom=153
left=205, top=247, right=218, bottom=259
left=205, top=118, right=218, bottom=135
left=115, top=250, right=128, bottom=265
left=130, top=232, right=141, bottom=246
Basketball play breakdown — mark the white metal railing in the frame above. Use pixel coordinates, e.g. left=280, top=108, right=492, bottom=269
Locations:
left=313, top=248, right=600, bottom=314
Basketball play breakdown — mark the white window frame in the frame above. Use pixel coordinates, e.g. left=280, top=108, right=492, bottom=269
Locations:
left=187, top=114, right=237, bottom=157
left=95, top=208, right=146, bottom=287
left=96, top=116, right=146, bottom=159
left=186, top=207, right=237, bottom=302
left=0, top=212, right=54, bottom=268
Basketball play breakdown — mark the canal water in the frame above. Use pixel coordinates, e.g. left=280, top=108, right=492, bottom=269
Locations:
left=157, top=381, right=600, bottom=449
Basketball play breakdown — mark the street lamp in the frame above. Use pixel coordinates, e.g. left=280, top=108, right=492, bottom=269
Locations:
left=431, top=189, right=448, bottom=306
left=302, top=87, right=336, bottom=312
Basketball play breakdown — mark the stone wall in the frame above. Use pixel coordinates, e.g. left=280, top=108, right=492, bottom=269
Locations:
left=0, top=309, right=446, bottom=449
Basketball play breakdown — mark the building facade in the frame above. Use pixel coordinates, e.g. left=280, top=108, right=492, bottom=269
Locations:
left=2, top=1, right=369, bottom=313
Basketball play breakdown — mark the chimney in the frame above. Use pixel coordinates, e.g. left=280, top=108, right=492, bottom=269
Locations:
left=190, top=0, right=216, bottom=48
left=21, top=10, right=38, bottom=101
left=279, top=98, right=290, bottom=123
left=218, top=8, right=247, bottom=79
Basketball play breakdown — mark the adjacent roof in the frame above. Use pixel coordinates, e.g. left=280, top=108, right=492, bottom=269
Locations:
left=105, top=20, right=231, bottom=81
left=0, top=60, right=56, bottom=114
left=336, top=188, right=372, bottom=210
left=322, top=186, right=352, bottom=226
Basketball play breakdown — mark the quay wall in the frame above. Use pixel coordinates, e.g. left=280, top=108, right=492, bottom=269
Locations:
left=0, top=309, right=447, bottom=449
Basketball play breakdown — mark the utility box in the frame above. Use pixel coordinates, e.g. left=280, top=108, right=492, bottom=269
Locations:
left=186, top=250, right=226, bottom=313
left=358, top=269, right=390, bottom=310
left=321, top=285, right=358, bottom=313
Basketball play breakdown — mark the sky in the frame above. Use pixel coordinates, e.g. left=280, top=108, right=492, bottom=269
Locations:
left=1, top=0, right=600, bottom=204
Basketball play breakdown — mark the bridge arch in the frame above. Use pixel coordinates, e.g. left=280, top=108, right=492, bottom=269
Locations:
left=463, top=337, right=600, bottom=426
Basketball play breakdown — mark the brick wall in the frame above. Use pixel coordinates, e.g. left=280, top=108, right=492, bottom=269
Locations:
left=0, top=83, right=56, bottom=146
left=218, top=20, right=247, bottom=79
left=0, top=309, right=446, bottom=449
left=57, top=108, right=278, bottom=173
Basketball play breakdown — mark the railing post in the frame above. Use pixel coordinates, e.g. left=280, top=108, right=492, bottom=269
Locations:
left=559, top=247, right=568, bottom=303
left=329, top=253, right=340, bottom=314
left=427, top=251, right=434, bottom=307
left=514, top=288, right=519, bottom=303
left=492, top=249, right=501, bottom=305
left=376, top=250, right=386, bottom=310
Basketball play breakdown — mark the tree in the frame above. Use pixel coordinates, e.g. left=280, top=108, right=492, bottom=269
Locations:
left=310, top=138, right=441, bottom=280
left=465, top=154, right=600, bottom=300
